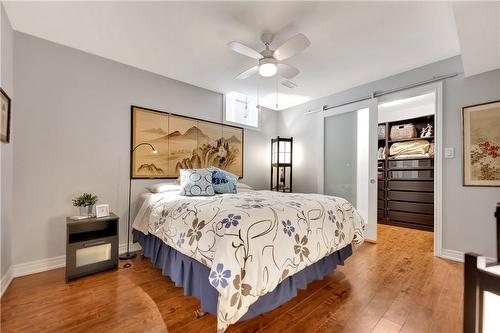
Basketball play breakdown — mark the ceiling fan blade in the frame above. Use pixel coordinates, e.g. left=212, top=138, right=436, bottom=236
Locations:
left=277, top=63, right=300, bottom=79
left=236, top=66, right=259, bottom=79
left=228, top=41, right=263, bottom=60
left=273, top=33, right=311, bottom=61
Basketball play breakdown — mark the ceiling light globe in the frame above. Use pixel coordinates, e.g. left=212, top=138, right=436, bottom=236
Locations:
left=259, top=63, right=277, bottom=77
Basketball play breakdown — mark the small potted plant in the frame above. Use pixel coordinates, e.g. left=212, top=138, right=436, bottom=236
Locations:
left=72, top=193, right=98, bottom=217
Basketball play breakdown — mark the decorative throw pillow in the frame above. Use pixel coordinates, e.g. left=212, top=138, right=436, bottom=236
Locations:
left=179, top=169, right=215, bottom=196
left=208, top=167, right=238, bottom=194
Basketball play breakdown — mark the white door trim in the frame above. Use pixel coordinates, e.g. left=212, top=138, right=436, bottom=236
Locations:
left=377, top=81, right=443, bottom=257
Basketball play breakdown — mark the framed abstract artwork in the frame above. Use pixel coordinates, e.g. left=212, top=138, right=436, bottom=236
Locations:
left=462, top=100, right=500, bottom=186
left=131, top=106, right=244, bottom=179
left=0, top=88, right=11, bottom=144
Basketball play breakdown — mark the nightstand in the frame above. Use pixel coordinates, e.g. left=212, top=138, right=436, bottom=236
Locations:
left=66, top=213, right=119, bottom=282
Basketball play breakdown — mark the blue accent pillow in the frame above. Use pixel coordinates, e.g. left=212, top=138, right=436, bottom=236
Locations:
left=208, top=167, right=238, bottom=194
left=179, top=169, right=215, bottom=196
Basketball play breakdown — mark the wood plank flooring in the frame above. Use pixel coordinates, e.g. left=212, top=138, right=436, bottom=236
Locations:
left=1, top=225, right=463, bottom=333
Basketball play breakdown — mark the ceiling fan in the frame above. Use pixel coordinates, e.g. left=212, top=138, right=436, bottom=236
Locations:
left=228, top=33, right=310, bottom=80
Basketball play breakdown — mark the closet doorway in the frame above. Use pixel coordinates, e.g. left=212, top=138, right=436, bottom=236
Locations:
left=376, top=82, right=443, bottom=256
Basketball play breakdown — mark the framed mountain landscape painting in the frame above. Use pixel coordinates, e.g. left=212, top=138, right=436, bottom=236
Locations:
left=462, top=100, right=500, bottom=186
left=131, top=106, right=243, bottom=179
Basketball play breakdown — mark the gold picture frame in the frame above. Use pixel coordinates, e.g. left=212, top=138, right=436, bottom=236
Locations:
left=131, top=106, right=244, bottom=179
left=462, top=100, right=500, bottom=186
left=1, top=88, right=11, bottom=144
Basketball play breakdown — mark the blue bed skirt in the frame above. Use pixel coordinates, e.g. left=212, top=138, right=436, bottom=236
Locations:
left=133, top=230, right=352, bottom=321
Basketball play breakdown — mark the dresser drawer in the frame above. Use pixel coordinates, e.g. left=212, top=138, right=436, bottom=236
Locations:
left=388, top=201, right=434, bottom=214
left=388, top=211, right=434, bottom=226
left=388, top=159, right=434, bottom=169
left=388, top=191, right=434, bottom=203
left=378, top=180, right=385, bottom=189
left=378, top=190, right=385, bottom=200
left=388, top=170, right=433, bottom=180
left=388, top=180, right=433, bottom=192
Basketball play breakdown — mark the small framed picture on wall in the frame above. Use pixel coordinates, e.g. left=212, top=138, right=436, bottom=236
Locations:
left=95, top=204, right=110, bottom=218
left=462, top=100, right=500, bottom=186
left=0, top=88, right=11, bottom=144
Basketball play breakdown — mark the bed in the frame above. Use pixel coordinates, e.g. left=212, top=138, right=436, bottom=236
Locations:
left=132, top=187, right=365, bottom=332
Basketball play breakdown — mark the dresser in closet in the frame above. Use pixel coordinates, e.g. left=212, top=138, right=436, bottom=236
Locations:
left=377, top=115, right=435, bottom=231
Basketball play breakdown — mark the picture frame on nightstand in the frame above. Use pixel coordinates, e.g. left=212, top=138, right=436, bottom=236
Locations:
left=95, top=204, right=110, bottom=218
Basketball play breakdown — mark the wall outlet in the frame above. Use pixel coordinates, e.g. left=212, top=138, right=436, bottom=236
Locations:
left=444, top=147, right=455, bottom=159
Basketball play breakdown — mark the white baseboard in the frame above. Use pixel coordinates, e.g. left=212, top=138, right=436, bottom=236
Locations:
left=12, top=255, right=66, bottom=278
left=440, top=248, right=465, bottom=262
left=440, top=248, right=496, bottom=263
left=1, top=266, right=13, bottom=297
left=0, top=242, right=142, bottom=297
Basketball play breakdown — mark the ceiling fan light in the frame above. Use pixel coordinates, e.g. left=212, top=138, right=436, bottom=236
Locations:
left=259, top=63, right=277, bottom=77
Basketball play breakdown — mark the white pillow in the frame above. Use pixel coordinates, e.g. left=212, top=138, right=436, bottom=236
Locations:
left=146, top=183, right=181, bottom=193
left=237, top=182, right=253, bottom=190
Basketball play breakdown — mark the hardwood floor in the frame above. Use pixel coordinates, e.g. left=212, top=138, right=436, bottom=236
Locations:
left=1, top=225, right=463, bottom=333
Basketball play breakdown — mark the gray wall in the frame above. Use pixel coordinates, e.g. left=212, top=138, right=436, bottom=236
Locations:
left=1, top=4, right=14, bottom=279
left=278, top=56, right=500, bottom=259
left=12, top=32, right=276, bottom=265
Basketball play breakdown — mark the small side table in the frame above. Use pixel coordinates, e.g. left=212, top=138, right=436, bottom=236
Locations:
left=66, top=213, right=119, bottom=282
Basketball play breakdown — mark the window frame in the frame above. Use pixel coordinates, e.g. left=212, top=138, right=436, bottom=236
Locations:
left=223, top=93, right=261, bottom=131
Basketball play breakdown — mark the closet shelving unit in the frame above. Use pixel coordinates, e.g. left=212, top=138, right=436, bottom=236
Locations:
left=378, top=115, right=435, bottom=231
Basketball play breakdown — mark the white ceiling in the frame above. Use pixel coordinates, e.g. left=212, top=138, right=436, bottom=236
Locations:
left=3, top=2, right=464, bottom=110
left=452, top=2, right=500, bottom=77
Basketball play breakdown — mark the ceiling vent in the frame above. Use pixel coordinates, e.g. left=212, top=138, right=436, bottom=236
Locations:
left=281, top=80, right=298, bottom=89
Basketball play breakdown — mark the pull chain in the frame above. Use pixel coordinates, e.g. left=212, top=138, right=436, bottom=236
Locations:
left=257, top=72, right=260, bottom=109
left=275, top=75, right=279, bottom=109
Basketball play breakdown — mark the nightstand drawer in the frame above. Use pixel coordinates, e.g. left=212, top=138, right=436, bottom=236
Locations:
left=66, top=235, right=118, bottom=281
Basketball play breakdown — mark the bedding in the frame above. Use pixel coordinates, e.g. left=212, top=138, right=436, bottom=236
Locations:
left=134, top=229, right=352, bottom=321
left=146, top=183, right=181, bottom=193
left=208, top=167, right=238, bottom=194
left=133, top=190, right=365, bottom=332
left=389, top=139, right=430, bottom=156
left=236, top=182, right=253, bottom=190
left=392, top=153, right=430, bottom=159
left=179, top=168, right=215, bottom=196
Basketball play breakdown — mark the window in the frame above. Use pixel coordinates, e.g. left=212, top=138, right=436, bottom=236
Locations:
left=224, top=91, right=259, bottom=129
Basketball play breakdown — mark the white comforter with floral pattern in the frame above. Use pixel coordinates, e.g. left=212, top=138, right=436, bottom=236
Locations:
left=133, top=190, right=365, bottom=332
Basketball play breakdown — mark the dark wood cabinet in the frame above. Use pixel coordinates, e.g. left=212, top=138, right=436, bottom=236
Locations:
left=377, top=115, right=435, bottom=231
left=66, top=213, right=119, bottom=282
